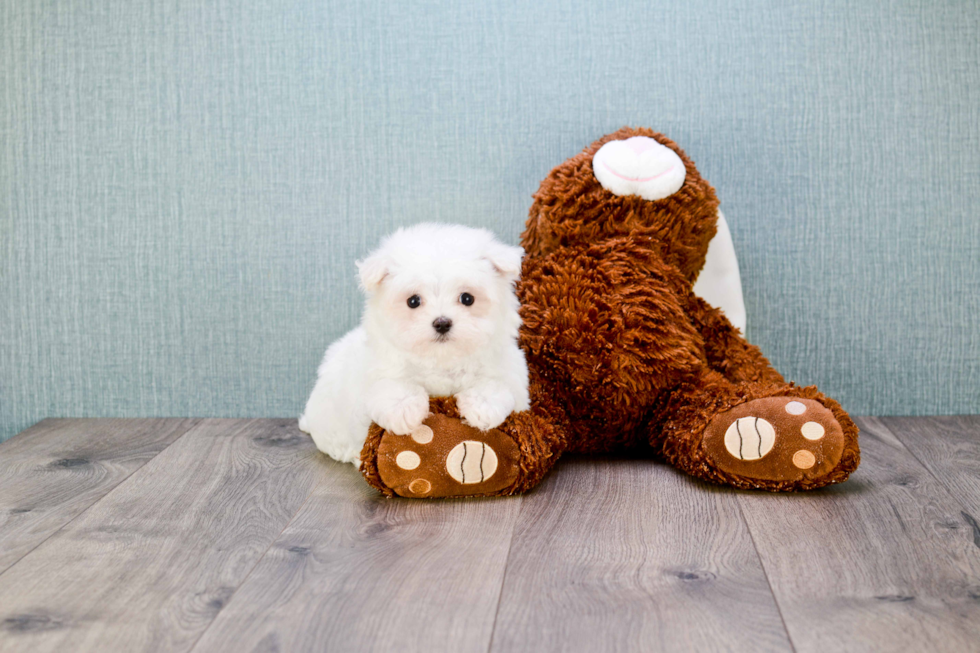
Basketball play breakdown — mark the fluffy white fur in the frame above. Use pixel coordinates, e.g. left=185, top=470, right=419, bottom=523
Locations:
left=299, top=223, right=530, bottom=465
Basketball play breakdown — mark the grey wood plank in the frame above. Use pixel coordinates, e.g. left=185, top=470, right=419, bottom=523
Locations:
left=190, top=463, right=522, bottom=653
left=738, top=416, right=980, bottom=653
left=881, top=416, right=980, bottom=515
left=0, top=419, right=323, bottom=653
left=490, top=457, right=792, bottom=653
left=0, top=418, right=198, bottom=574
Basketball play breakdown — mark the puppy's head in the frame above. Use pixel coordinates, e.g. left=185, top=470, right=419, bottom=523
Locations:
left=357, top=223, right=523, bottom=361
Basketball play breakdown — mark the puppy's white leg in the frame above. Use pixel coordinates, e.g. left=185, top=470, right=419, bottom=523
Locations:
left=456, top=380, right=516, bottom=431
left=299, top=330, right=371, bottom=465
left=367, top=379, right=429, bottom=435
left=300, top=375, right=366, bottom=464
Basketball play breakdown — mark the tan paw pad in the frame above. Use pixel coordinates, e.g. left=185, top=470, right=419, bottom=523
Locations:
left=801, top=422, right=825, bottom=441
left=411, top=424, right=434, bottom=444
left=724, top=417, right=775, bottom=460
left=785, top=401, right=807, bottom=415
left=408, top=478, right=431, bottom=495
left=395, top=451, right=420, bottom=470
left=446, top=441, right=498, bottom=484
left=792, top=450, right=816, bottom=469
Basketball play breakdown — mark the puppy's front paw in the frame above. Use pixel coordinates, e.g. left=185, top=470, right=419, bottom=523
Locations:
left=376, top=393, right=430, bottom=435
left=456, top=389, right=511, bottom=432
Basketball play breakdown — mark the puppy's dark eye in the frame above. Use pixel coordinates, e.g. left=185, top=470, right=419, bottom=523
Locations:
left=407, top=295, right=421, bottom=309
left=459, top=292, right=474, bottom=307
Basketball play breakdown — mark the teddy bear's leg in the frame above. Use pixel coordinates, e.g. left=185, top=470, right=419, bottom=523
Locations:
left=651, top=371, right=860, bottom=490
left=687, top=293, right=786, bottom=385
left=360, top=396, right=567, bottom=498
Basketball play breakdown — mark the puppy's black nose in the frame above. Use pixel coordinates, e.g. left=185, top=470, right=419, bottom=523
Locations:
left=432, top=317, right=453, bottom=335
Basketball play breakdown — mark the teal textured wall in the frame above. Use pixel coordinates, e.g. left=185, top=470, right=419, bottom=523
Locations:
left=2, top=0, right=979, bottom=441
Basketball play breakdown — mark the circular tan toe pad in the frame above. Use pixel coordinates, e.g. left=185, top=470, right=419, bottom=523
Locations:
left=445, top=441, right=498, bottom=484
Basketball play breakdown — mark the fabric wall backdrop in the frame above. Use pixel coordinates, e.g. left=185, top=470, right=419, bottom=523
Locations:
left=2, top=0, right=978, bottom=441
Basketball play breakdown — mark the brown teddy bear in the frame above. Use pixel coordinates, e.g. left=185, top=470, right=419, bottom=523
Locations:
left=360, top=127, right=860, bottom=498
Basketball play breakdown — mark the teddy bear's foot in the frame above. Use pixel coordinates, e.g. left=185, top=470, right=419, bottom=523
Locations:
left=702, top=397, right=846, bottom=483
left=373, top=413, right=522, bottom=498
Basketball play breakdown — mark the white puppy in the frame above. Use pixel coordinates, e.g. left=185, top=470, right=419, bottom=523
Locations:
left=299, top=223, right=530, bottom=465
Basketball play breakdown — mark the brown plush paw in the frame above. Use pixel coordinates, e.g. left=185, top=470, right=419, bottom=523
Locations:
left=376, top=413, right=520, bottom=498
left=703, top=397, right=845, bottom=483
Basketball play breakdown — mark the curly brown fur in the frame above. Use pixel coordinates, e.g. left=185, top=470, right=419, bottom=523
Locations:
left=518, top=237, right=707, bottom=452
left=359, top=423, right=391, bottom=497
left=684, top=293, right=785, bottom=385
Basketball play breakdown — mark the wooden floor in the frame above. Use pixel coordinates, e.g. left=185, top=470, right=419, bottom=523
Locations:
left=0, top=417, right=978, bottom=652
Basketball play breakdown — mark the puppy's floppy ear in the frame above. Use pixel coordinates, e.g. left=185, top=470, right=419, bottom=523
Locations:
left=356, top=252, right=389, bottom=292
left=483, top=242, right=524, bottom=283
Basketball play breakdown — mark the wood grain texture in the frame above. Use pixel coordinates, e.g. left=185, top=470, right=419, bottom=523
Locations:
left=738, top=417, right=980, bottom=653
left=489, top=457, right=792, bottom=653
left=190, top=463, right=522, bottom=653
left=882, top=416, right=980, bottom=515
left=0, top=418, right=198, bottom=574
left=0, top=419, right=323, bottom=653
left=3, top=416, right=979, bottom=653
